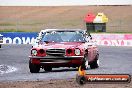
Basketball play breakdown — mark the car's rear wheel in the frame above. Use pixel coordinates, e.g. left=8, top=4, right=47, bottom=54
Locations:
left=44, top=67, right=52, bottom=72
left=29, top=60, right=40, bottom=73
left=0, top=45, right=1, bottom=48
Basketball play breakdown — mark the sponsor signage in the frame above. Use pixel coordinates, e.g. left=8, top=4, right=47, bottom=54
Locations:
left=0, top=32, right=37, bottom=44
left=76, top=66, right=131, bottom=85
left=92, top=34, right=132, bottom=46
left=76, top=74, right=131, bottom=85
left=0, top=32, right=132, bottom=46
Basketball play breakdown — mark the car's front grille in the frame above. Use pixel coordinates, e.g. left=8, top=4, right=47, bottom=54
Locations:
left=46, top=49, right=65, bottom=56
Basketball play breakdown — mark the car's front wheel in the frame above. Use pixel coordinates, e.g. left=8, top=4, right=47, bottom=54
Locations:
left=29, top=60, right=40, bottom=73
left=82, top=55, right=89, bottom=70
left=90, top=60, right=99, bottom=69
left=90, top=54, right=99, bottom=69
left=44, top=67, right=52, bottom=72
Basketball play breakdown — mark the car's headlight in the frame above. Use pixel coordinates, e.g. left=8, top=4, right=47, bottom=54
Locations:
left=75, top=49, right=81, bottom=55
left=31, top=49, right=37, bottom=56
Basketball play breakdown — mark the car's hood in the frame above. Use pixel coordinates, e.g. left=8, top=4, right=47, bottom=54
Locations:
left=38, top=42, right=84, bottom=49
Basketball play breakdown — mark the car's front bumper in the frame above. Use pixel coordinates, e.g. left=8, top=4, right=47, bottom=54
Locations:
left=29, top=55, right=84, bottom=65
left=29, top=56, right=84, bottom=59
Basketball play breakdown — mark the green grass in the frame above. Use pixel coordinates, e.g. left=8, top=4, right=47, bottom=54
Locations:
left=0, top=29, right=27, bottom=32
left=0, top=23, right=16, bottom=26
left=1, top=29, right=132, bottom=34
left=20, top=22, right=44, bottom=25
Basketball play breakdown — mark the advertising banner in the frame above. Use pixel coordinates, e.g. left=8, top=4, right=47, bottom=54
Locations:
left=92, top=34, right=132, bottom=46
left=0, top=32, right=37, bottom=44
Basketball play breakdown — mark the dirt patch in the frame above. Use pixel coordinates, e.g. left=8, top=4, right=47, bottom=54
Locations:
left=0, top=78, right=131, bottom=88
left=0, top=6, right=132, bottom=32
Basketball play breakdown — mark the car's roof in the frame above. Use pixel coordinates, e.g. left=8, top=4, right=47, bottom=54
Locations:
left=40, top=29, right=86, bottom=33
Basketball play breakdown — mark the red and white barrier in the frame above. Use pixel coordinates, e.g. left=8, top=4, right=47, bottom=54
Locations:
left=92, top=34, right=132, bottom=46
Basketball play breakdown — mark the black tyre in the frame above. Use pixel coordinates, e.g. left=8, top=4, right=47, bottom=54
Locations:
left=82, top=55, right=89, bottom=70
left=90, top=54, right=99, bottom=69
left=0, top=45, right=1, bottom=48
left=29, top=60, right=40, bottom=73
left=90, top=60, right=99, bottom=69
left=44, top=67, right=52, bottom=72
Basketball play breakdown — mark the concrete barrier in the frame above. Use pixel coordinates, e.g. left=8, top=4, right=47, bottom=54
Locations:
left=0, top=32, right=132, bottom=46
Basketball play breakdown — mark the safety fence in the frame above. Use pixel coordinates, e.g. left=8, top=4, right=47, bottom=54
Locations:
left=0, top=32, right=132, bottom=46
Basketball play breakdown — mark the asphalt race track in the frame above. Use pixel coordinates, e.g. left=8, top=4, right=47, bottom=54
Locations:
left=0, top=45, right=132, bottom=81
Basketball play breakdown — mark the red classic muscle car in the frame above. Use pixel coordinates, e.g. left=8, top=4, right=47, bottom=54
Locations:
left=29, top=29, right=99, bottom=73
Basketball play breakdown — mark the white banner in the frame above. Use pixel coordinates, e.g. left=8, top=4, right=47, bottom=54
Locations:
left=92, top=34, right=132, bottom=46
left=95, top=40, right=132, bottom=46
left=0, top=0, right=131, bottom=6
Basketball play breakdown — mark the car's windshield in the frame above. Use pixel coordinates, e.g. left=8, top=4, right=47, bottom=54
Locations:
left=41, top=31, right=86, bottom=42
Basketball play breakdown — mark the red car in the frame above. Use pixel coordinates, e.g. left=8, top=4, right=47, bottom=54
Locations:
left=29, top=29, right=99, bottom=73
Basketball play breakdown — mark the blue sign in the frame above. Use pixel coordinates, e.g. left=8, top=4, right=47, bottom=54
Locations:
left=0, top=32, right=38, bottom=44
